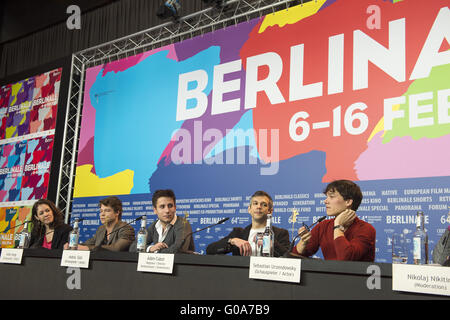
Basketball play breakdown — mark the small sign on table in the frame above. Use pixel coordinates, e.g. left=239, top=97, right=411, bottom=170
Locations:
left=137, top=253, right=175, bottom=274
left=0, top=248, right=24, bottom=264
left=61, top=250, right=90, bottom=268
left=392, top=263, right=450, bottom=296
left=249, top=256, right=301, bottom=283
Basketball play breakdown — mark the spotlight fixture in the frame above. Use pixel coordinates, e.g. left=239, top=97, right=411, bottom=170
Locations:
left=157, top=0, right=181, bottom=20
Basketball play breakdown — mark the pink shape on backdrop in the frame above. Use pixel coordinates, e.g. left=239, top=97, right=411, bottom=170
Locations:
left=33, top=74, right=47, bottom=98
left=78, top=65, right=102, bottom=153
left=355, top=132, right=450, bottom=180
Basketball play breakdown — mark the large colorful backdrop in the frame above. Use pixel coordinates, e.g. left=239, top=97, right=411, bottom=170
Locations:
left=72, top=0, right=449, bottom=262
left=0, top=67, right=62, bottom=247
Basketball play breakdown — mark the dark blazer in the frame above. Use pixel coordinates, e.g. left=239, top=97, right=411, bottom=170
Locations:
left=129, top=216, right=195, bottom=253
left=30, top=223, right=73, bottom=250
left=82, top=220, right=135, bottom=252
left=206, top=224, right=290, bottom=257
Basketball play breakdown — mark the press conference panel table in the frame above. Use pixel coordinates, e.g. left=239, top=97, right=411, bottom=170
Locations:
left=0, top=249, right=446, bottom=300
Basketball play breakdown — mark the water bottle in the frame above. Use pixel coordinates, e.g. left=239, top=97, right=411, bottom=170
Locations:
left=254, top=232, right=264, bottom=256
left=136, top=216, right=148, bottom=253
left=17, top=222, right=31, bottom=249
left=68, top=218, right=80, bottom=250
left=413, top=211, right=428, bottom=264
left=262, top=214, right=274, bottom=257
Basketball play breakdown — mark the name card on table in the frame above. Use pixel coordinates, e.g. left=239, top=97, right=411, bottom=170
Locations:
left=137, top=253, right=174, bottom=274
left=61, top=250, right=90, bottom=268
left=0, top=248, right=24, bottom=264
left=392, top=264, right=450, bottom=297
left=249, top=256, right=301, bottom=283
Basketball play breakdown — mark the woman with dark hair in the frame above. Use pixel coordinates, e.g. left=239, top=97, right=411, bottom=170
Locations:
left=30, top=199, right=72, bottom=250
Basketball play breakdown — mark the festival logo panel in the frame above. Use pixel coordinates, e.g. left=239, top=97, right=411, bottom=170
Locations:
left=72, top=0, right=450, bottom=262
left=0, top=68, right=60, bottom=246
left=0, top=140, right=27, bottom=202
left=30, top=69, right=61, bottom=133
left=21, top=135, right=54, bottom=200
left=240, top=0, right=450, bottom=182
left=0, top=67, right=61, bottom=211
left=5, top=78, right=35, bottom=139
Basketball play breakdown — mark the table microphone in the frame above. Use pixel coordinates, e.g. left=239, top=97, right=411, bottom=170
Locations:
left=2, top=220, right=32, bottom=233
left=179, top=217, right=230, bottom=250
left=70, top=218, right=85, bottom=224
left=91, top=216, right=144, bottom=252
left=105, top=216, right=144, bottom=238
left=285, top=216, right=327, bottom=256
left=188, top=217, right=230, bottom=236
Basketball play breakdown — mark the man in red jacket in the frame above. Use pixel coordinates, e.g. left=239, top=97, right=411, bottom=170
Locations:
left=293, top=180, right=376, bottom=261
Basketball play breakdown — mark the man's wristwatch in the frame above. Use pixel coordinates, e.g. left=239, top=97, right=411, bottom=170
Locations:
left=333, top=225, right=345, bottom=232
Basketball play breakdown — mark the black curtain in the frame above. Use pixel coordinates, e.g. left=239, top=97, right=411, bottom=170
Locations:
left=0, top=0, right=210, bottom=79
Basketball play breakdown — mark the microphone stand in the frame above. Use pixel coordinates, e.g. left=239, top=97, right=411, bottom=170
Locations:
left=2, top=220, right=32, bottom=233
left=104, top=216, right=144, bottom=238
left=93, top=216, right=144, bottom=251
left=284, top=216, right=326, bottom=258
left=179, top=217, right=230, bottom=252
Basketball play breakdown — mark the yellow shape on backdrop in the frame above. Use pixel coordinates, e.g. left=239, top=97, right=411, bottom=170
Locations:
left=73, top=164, right=134, bottom=197
left=367, top=104, right=401, bottom=142
left=9, top=82, right=22, bottom=106
left=0, top=220, right=9, bottom=233
left=259, top=0, right=326, bottom=33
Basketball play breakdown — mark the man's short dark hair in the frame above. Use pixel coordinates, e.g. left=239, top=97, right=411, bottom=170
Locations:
left=249, top=190, right=273, bottom=210
left=99, top=196, right=123, bottom=219
left=152, top=189, right=176, bottom=207
left=323, top=180, right=363, bottom=211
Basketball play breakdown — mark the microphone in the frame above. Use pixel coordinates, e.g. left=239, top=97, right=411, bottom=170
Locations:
left=285, top=216, right=327, bottom=257
left=185, top=217, right=229, bottom=238
left=303, top=215, right=326, bottom=232
left=71, top=218, right=85, bottom=224
left=105, top=215, right=144, bottom=238
left=179, top=217, right=230, bottom=251
left=194, top=217, right=229, bottom=235
left=3, top=220, right=32, bottom=233
left=92, top=216, right=144, bottom=252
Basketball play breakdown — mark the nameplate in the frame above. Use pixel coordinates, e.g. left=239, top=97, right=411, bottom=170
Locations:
left=137, top=253, right=174, bottom=274
left=61, top=250, right=90, bottom=269
left=392, top=264, right=450, bottom=296
left=249, top=257, right=301, bottom=283
left=0, top=248, right=24, bottom=264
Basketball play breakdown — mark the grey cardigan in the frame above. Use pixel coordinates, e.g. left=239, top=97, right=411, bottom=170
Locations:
left=129, top=215, right=195, bottom=253
left=82, top=220, right=135, bottom=252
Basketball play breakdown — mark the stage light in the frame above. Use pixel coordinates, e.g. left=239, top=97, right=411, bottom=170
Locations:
left=157, top=0, right=181, bottom=20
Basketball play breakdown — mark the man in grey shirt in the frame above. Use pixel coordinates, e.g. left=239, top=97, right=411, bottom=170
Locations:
left=130, top=189, right=195, bottom=253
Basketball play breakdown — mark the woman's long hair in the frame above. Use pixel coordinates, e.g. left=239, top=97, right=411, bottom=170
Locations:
left=31, top=199, right=64, bottom=240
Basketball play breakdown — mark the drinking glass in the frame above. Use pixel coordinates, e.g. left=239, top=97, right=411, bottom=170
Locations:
left=392, top=233, right=408, bottom=264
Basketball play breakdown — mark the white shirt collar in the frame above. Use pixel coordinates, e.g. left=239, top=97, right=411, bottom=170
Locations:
left=155, top=215, right=177, bottom=242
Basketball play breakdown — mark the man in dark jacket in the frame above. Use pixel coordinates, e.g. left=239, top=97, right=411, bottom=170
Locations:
left=206, top=190, right=290, bottom=257
left=129, top=189, right=195, bottom=253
